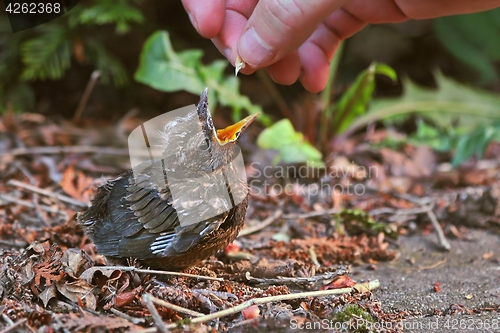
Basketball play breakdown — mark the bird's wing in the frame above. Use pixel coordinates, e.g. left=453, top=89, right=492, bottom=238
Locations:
left=115, top=169, right=229, bottom=258
left=79, top=162, right=232, bottom=259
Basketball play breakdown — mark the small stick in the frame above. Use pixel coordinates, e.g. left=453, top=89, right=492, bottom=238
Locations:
left=0, top=239, right=27, bottom=249
left=137, top=280, right=380, bottom=332
left=283, top=208, right=342, bottom=219
left=4, top=146, right=133, bottom=158
left=13, top=161, right=49, bottom=226
left=370, top=205, right=433, bottom=216
left=109, top=308, right=145, bottom=325
left=7, top=179, right=87, bottom=208
left=244, top=266, right=349, bottom=285
left=1, top=314, right=14, bottom=326
left=0, top=193, right=64, bottom=214
left=368, top=192, right=450, bottom=251
left=255, top=69, right=294, bottom=121
left=73, top=70, right=100, bottom=122
left=142, top=294, right=169, bottom=333
left=148, top=295, right=204, bottom=318
left=168, top=280, right=379, bottom=330
left=0, top=318, right=27, bottom=333
left=427, top=210, right=451, bottom=251
left=81, top=266, right=224, bottom=282
left=417, top=258, right=447, bottom=271
left=238, top=209, right=283, bottom=237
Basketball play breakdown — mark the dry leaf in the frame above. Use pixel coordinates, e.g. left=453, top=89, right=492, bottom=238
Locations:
left=39, top=284, right=57, bottom=307
left=56, top=279, right=97, bottom=310
left=242, top=305, right=260, bottom=320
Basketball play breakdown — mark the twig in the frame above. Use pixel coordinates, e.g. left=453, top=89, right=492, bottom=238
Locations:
left=0, top=193, right=65, bottom=214
left=309, top=246, right=321, bottom=268
left=0, top=318, right=27, bottom=333
left=390, top=192, right=433, bottom=206
left=109, top=308, right=146, bottom=325
left=283, top=208, right=342, bottom=219
left=148, top=295, right=204, bottom=318
left=73, top=70, right=100, bottom=122
left=230, top=318, right=259, bottom=328
left=183, top=280, right=379, bottom=329
left=4, top=146, right=131, bottom=158
left=370, top=205, right=433, bottom=217
left=13, top=161, right=49, bottom=226
left=82, top=266, right=224, bottom=282
left=367, top=190, right=450, bottom=251
left=1, top=314, right=14, bottom=326
left=0, top=239, right=28, bottom=249
left=244, top=266, right=349, bottom=286
left=137, top=280, right=379, bottom=332
left=7, top=179, right=87, bottom=208
left=255, top=69, right=293, bottom=121
left=427, top=210, right=451, bottom=251
left=416, top=258, right=447, bottom=271
left=238, top=209, right=283, bottom=237
left=142, top=294, right=169, bottom=333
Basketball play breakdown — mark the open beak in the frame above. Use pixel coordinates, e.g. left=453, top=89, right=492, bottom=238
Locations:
left=215, top=113, right=260, bottom=145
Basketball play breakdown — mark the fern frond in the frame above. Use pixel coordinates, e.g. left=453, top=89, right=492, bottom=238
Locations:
left=21, top=25, right=72, bottom=81
left=84, top=39, right=128, bottom=86
left=76, top=0, right=144, bottom=33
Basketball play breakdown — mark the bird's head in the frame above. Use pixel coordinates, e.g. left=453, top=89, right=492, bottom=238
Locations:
left=160, top=88, right=258, bottom=176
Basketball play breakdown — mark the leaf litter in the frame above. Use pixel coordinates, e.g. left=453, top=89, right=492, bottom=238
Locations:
left=0, top=111, right=499, bottom=332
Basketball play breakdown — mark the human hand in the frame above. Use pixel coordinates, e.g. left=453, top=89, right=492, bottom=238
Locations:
left=182, top=0, right=500, bottom=93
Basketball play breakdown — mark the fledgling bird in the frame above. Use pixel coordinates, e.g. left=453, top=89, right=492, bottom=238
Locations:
left=78, top=89, right=258, bottom=270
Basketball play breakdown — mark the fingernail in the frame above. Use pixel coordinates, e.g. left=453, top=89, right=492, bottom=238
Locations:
left=188, top=13, right=199, bottom=32
left=238, top=28, right=273, bottom=66
left=223, top=47, right=232, bottom=62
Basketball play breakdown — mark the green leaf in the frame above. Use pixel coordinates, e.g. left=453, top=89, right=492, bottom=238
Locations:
left=135, top=31, right=206, bottom=94
left=434, top=8, right=500, bottom=85
left=348, top=72, right=500, bottom=135
left=257, top=119, right=323, bottom=166
left=135, top=30, right=265, bottom=123
left=333, top=62, right=396, bottom=134
left=408, top=120, right=456, bottom=152
left=354, top=72, right=500, bottom=167
left=452, top=124, right=500, bottom=167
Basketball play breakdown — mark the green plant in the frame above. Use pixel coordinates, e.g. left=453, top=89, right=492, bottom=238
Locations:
left=334, top=304, right=374, bottom=333
left=256, top=55, right=396, bottom=166
left=0, top=0, right=143, bottom=112
left=434, top=8, right=500, bottom=86
left=256, top=119, right=324, bottom=166
left=134, top=30, right=267, bottom=124
left=348, top=73, right=500, bottom=166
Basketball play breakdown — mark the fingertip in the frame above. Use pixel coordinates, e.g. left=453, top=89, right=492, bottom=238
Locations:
left=266, top=51, right=301, bottom=85
left=183, top=0, right=226, bottom=38
left=299, top=47, right=330, bottom=93
left=300, top=68, right=329, bottom=93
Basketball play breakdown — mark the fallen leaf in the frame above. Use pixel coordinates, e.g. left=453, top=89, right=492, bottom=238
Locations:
left=56, top=279, right=97, bottom=310
left=320, top=276, right=356, bottom=290
left=242, top=305, right=260, bottom=320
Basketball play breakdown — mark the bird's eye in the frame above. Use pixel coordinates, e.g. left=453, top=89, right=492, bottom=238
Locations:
left=199, top=139, right=210, bottom=151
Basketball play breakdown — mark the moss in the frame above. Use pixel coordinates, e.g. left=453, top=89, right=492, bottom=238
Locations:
left=334, top=304, right=374, bottom=333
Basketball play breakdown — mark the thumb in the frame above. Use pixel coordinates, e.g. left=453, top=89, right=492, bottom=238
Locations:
left=237, top=0, right=349, bottom=67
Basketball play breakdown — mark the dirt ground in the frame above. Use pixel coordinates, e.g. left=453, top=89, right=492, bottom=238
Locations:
left=356, top=229, right=500, bottom=333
